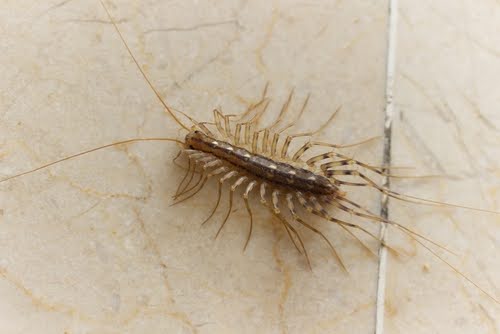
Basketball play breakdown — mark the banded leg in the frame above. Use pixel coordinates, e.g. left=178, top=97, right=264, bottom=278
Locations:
left=254, top=90, right=295, bottom=154
left=232, top=81, right=270, bottom=123
left=175, top=152, right=220, bottom=199
left=214, top=175, right=248, bottom=238
left=326, top=168, right=442, bottom=210
left=214, top=172, right=241, bottom=238
left=242, top=181, right=257, bottom=250
left=268, top=189, right=312, bottom=269
left=295, top=192, right=384, bottom=250
left=234, top=91, right=270, bottom=145
left=280, top=105, right=341, bottom=159
left=172, top=150, right=184, bottom=169
left=173, top=166, right=229, bottom=205
left=174, top=150, right=196, bottom=197
left=331, top=196, right=452, bottom=254
left=175, top=151, right=214, bottom=198
left=213, top=109, right=229, bottom=139
left=175, top=157, right=193, bottom=197
left=309, top=196, right=377, bottom=258
left=234, top=98, right=268, bottom=145
left=248, top=100, right=272, bottom=150
left=310, top=191, right=448, bottom=256
left=326, top=196, right=491, bottom=298
left=286, top=193, right=348, bottom=272
left=201, top=180, right=223, bottom=226
left=291, top=136, right=380, bottom=162
left=266, top=89, right=295, bottom=132
left=276, top=93, right=310, bottom=134
left=269, top=94, right=311, bottom=157
left=260, top=183, right=302, bottom=255
left=307, top=151, right=396, bottom=178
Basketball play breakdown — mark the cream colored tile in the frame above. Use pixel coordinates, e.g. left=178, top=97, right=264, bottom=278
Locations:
left=1, top=0, right=390, bottom=333
left=386, top=0, right=500, bottom=333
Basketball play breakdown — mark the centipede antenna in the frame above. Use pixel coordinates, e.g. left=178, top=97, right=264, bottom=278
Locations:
left=99, top=1, right=191, bottom=132
left=0, top=137, right=182, bottom=184
left=169, top=106, right=215, bottom=136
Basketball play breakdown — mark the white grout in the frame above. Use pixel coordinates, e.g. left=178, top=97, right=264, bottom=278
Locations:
left=375, top=0, right=398, bottom=333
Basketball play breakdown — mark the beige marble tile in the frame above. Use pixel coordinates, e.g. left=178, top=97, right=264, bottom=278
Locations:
left=386, top=0, right=500, bottom=333
left=1, top=0, right=388, bottom=333
left=2, top=0, right=498, bottom=333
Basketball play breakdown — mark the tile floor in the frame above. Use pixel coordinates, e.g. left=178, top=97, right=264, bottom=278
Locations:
left=0, top=0, right=498, bottom=333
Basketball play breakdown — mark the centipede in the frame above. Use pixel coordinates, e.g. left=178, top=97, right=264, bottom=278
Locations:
left=1, top=0, right=499, bottom=332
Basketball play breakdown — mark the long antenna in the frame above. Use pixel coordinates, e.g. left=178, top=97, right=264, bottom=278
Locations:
left=99, top=0, right=190, bottom=131
left=0, top=138, right=183, bottom=184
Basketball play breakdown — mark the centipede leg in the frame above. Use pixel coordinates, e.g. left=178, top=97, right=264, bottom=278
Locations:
left=175, top=158, right=193, bottom=197
left=308, top=152, right=397, bottom=179
left=260, top=183, right=300, bottom=255
left=295, top=192, right=384, bottom=247
left=266, top=89, right=295, bottom=131
left=215, top=188, right=234, bottom=239
left=213, top=109, right=229, bottom=139
left=277, top=93, right=310, bottom=134
left=174, top=166, right=205, bottom=200
left=280, top=105, right=342, bottom=159
left=174, top=152, right=209, bottom=198
left=242, top=181, right=257, bottom=251
left=326, top=170, right=457, bottom=252
left=173, top=166, right=229, bottom=204
left=268, top=189, right=312, bottom=270
left=172, top=150, right=184, bottom=168
left=286, top=193, right=347, bottom=272
left=332, top=198, right=496, bottom=301
left=201, top=180, right=222, bottom=225
left=175, top=156, right=220, bottom=200
left=309, top=197, right=377, bottom=258
left=172, top=175, right=208, bottom=205
left=291, top=136, right=380, bottom=162
left=334, top=196, right=452, bottom=255
left=230, top=81, right=270, bottom=124
left=212, top=172, right=240, bottom=238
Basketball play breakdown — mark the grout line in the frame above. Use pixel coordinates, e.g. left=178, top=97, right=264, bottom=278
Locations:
left=375, top=0, right=398, bottom=333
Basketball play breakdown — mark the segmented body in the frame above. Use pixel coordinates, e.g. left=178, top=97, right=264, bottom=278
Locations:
left=185, top=131, right=338, bottom=195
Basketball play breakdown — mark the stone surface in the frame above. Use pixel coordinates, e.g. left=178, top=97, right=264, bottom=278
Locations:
left=0, top=1, right=498, bottom=333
